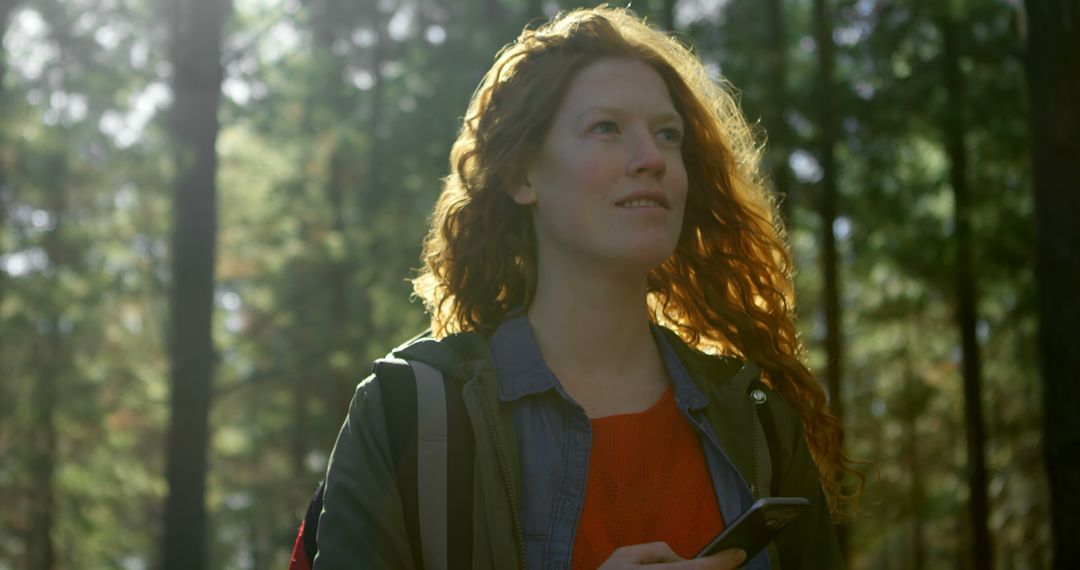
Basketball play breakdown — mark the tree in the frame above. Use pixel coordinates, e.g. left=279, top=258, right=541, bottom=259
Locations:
left=27, top=166, right=67, bottom=570
left=762, top=0, right=794, bottom=221
left=660, top=0, right=676, bottom=31
left=812, top=0, right=848, bottom=553
left=14, top=4, right=76, bottom=567
left=0, top=0, right=18, bottom=499
left=1024, top=1, right=1080, bottom=568
left=161, top=0, right=230, bottom=566
left=938, top=13, right=992, bottom=569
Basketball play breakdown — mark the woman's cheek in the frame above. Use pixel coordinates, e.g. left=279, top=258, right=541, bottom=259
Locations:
left=573, top=147, right=620, bottom=185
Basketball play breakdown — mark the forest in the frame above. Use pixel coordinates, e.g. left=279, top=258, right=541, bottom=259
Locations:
left=0, top=0, right=1077, bottom=568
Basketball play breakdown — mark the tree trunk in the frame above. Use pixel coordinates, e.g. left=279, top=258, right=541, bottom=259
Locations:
left=27, top=183, right=67, bottom=570
left=28, top=314, right=60, bottom=570
left=328, top=142, right=355, bottom=412
left=904, top=410, right=927, bottom=570
left=902, top=335, right=927, bottom=570
left=291, top=367, right=311, bottom=480
left=486, top=0, right=506, bottom=26
left=364, top=2, right=387, bottom=215
left=23, top=7, right=65, bottom=567
left=313, top=0, right=361, bottom=417
left=660, top=0, right=676, bottom=31
left=526, top=0, right=544, bottom=21
left=0, top=0, right=17, bottom=473
left=1024, top=2, right=1080, bottom=568
left=813, top=0, right=848, bottom=555
left=161, top=0, right=228, bottom=567
left=763, top=0, right=793, bottom=222
left=940, top=17, right=993, bottom=570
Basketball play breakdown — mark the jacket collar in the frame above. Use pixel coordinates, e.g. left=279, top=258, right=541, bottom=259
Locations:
left=390, top=316, right=759, bottom=403
left=485, top=314, right=750, bottom=413
left=653, top=326, right=759, bottom=398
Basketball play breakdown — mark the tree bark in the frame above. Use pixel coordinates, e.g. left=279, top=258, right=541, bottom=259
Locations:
left=161, top=0, right=229, bottom=567
left=661, top=0, right=676, bottom=31
left=1024, top=2, right=1080, bottom=568
left=940, top=17, right=993, bottom=570
left=27, top=181, right=67, bottom=570
left=364, top=2, right=387, bottom=215
left=22, top=6, right=65, bottom=568
left=28, top=307, right=60, bottom=570
left=813, top=0, right=848, bottom=555
left=526, top=0, right=544, bottom=22
left=313, top=0, right=362, bottom=417
left=902, top=335, right=927, bottom=570
left=0, top=0, right=18, bottom=477
left=486, top=0, right=507, bottom=26
left=763, top=0, right=793, bottom=222
left=327, top=142, right=355, bottom=413
left=904, top=408, right=926, bottom=570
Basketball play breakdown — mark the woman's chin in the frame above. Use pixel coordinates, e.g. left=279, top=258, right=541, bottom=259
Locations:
left=603, top=244, right=678, bottom=274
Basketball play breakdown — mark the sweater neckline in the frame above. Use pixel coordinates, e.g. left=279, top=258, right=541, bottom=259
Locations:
left=589, top=383, right=675, bottom=424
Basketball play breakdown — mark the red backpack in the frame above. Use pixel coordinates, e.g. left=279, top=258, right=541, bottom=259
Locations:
left=287, top=481, right=324, bottom=570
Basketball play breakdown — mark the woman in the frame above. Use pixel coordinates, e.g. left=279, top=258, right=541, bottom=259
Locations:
left=314, top=6, right=857, bottom=569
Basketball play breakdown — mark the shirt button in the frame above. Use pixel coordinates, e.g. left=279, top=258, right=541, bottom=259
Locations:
left=575, top=433, right=585, bottom=446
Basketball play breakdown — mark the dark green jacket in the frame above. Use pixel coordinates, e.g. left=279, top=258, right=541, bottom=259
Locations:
left=313, top=329, right=844, bottom=569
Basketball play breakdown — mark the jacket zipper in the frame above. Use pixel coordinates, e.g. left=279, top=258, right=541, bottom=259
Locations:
left=749, top=385, right=767, bottom=498
left=473, top=382, right=527, bottom=570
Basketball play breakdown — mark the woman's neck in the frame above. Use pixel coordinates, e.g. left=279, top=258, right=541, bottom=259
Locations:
left=525, top=265, right=668, bottom=399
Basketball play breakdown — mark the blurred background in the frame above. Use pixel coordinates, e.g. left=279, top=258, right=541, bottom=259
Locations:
left=1, top=0, right=1075, bottom=568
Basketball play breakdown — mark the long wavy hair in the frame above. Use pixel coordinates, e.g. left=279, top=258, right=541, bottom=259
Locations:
left=413, top=5, right=861, bottom=513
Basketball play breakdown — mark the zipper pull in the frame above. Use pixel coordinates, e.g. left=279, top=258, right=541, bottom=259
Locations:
left=750, top=388, right=767, bottom=405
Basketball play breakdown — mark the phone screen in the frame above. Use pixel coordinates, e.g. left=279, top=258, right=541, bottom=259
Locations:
left=693, top=497, right=809, bottom=560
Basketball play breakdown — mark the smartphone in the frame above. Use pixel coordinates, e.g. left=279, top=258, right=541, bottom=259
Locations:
left=693, top=497, right=809, bottom=561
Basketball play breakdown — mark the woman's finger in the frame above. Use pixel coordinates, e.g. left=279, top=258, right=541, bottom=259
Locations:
left=599, top=542, right=748, bottom=569
left=600, top=541, right=682, bottom=566
left=658, top=547, right=748, bottom=569
left=703, top=548, right=748, bottom=568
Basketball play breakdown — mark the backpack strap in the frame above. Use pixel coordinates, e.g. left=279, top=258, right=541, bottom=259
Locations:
left=444, top=363, right=475, bottom=567
left=414, top=361, right=448, bottom=570
left=377, top=358, right=473, bottom=570
left=377, top=360, right=423, bottom=565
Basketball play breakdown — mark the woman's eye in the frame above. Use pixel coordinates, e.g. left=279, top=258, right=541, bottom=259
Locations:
left=658, top=128, right=683, bottom=143
left=591, top=121, right=619, bottom=134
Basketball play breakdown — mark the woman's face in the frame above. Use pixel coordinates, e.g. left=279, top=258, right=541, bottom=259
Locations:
left=510, top=57, right=688, bottom=276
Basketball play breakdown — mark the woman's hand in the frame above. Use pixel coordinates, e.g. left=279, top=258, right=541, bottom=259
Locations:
left=596, top=541, right=747, bottom=569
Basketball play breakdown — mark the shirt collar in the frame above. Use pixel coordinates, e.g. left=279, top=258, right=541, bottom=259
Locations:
left=650, top=324, right=711, bottom=411
left=489, top=314, right=559, bottom=401
left=488, top=314, right=710, bottom=411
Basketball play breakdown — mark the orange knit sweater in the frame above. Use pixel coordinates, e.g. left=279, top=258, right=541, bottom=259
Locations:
left=571, top=384, right=725, bottom=569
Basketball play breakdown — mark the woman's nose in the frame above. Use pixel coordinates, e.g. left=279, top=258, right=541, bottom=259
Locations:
left=627, top=131, right=666, bottom=176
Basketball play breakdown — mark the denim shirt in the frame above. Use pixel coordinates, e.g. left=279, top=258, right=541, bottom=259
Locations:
left=488, top=315, right=771, bottom=570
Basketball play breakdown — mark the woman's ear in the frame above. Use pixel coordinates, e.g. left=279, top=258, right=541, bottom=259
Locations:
left=508, top=178, right=537, bottom=206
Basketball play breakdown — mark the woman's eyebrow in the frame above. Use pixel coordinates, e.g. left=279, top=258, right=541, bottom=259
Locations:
left=576, top=106, right=684, bottom=126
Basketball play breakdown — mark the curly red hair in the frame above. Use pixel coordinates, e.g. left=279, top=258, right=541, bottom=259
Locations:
left=412, top=5, right=861, bottom=513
